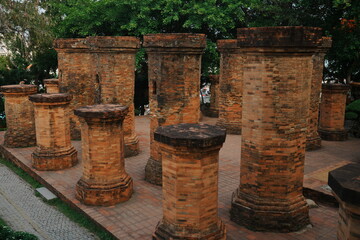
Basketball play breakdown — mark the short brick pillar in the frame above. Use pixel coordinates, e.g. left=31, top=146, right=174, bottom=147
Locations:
left=216, top=39, right=243, bottom=134
left=319, top=84, right=350, bottom=141
left=306, top=37, right=332, bottom=150
left=29, top=93, right=78, bottom=170
left=74, top=104, right=133, bottom=206
left=230, top=27, right=324, bottom=232
left=143, top=33, right=206, bottom=185
left=43, top=79, right=60, bottom=93
left=205, top=75, right=220, bottom=117
left=328, top=163, right=360, bottom=240
left=153, top=123, right=226, bottom=240
left=1, top=84, right=37, bottom=147
left=54, top=38, right=97, bottom=140
left=87, top=36, right=140, bottom=157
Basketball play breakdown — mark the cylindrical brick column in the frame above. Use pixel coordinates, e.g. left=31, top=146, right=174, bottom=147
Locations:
left=306, top=37, right=332, bottom=150
left=87, top=36, right=140, bottom=157
left=216, top=39, right=243, bottom=134
left=328, top=163, right=360, bottom=240
left=318, top=84, right=350, bottom=141
left=143, top=33, right=206, bottom=185
left=230, top=27, right=324, bottom=232
left=74, top=104, right=133, bottom=206
left=153, top=123, right=226, bottom=240
left=29, top=93, right=77, bottom=170
left=43, top=79, right=60, bottom=93
left=1, top=84, right=37, bottom=147
left=54, top=38, right=98, bottom=140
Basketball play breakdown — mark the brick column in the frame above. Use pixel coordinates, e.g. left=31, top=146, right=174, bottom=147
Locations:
left=216, top=39, right=243, bottom=134
left=205, top=75, right=220, bottom=117
left=143, top=33, right=206, bottom=185
left=230, top=27, right=324, bottom=232
left=318, top=84, right=349, bottom=141
left=153, top=123, right=226, bottom=240
left=29, top=93, right=77, bottom=170
left=306, top=37, right=332, bottom=150
left=43, top=79, right=60, bottom=93
left=87, top=36, right=140, bottom=157
left=54, top=38, right=98, bottom=140
left=328, top=163, right=360, bottom=240
left=74, top=104, right=133, bottom=206
left=1, top=84, right=37, bottom=147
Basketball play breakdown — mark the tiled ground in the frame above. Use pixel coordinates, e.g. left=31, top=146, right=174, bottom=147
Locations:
left=1, top=115, right=359, bottom=239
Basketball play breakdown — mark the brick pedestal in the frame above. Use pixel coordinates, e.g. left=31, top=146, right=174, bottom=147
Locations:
left=153, top=123, right=226, bottom=240
left=143, top=33, right=206, bottom=185
left=230, top=27, right=324, bottom=232
left=74, top=104, right=133, bottom=206
left=216, top=40, right=243, bottom=134
left=306, top=37, right=332, bottom=150
left=29, top=93, right=77, bottom=170
left=319, top=84, right=350, bottom=141
left=328, top=163, right=360, bottom=240
left=87, top=36, right=140, bottom=157
left=54, top=38, right=97, bottom=140
left=43, top=79, right=60, bottom=93
left=204, top=75, right=220, bottom=117
left=1, top=84, right=37, bottom=147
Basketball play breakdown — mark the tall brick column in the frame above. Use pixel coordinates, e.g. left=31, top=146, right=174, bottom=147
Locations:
left=205, top=75, right=220, bottom=117
left=1, top=84, right=37, bottom=147
left=216, top=39, right=243, bottom=134
left=143, top=33, right=206, bottom=185
left=54, top=38, right=98, bottom=140
left=74, top=104, right=133, bottom=206
left=29, top=93, right=77, bottom=170
left=230, top=27, right=324, bottom=232
left=153, top=123, right=226, bottom=240
left=87, top=36, right=140, bottom=157
left=328, top=163, right=360, bottom=240
left=306, top=37, right=332, bottom=150
left=43, top=79, right=60, bottom=93
left=318, top=84, right=349, bottom=141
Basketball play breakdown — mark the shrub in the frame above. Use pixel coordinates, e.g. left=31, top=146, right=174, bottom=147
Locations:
left=346, top=99, right=360, bottom=113
left=0, top=225, right=38, bottom=240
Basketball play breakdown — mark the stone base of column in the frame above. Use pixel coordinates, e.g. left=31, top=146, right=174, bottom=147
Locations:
left=305, top=136, right=322, bottom=151
left=145, top=157, right=162, bottom=186
left=76, top=176, right=133, bottom=206
left=230, top=190, right=310, bottom=232
left=153, top=220, right=226, bottom=240
left=216, top=121, right=241, bottom=135
left=4, top=131, right=36, bottom=148
left=124, top=135, right=139, bottom=158
left=32, top=147, right=78, bottom=171
left=318, top=129, right=348, bottom=141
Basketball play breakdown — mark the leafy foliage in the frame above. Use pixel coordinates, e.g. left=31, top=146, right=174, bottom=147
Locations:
left=0, top=225, right=38, bottom=240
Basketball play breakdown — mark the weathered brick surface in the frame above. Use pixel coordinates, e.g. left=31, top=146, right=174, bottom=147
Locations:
left=1, top=84, right=37, bottom=147
left=203, top=75, right=220, bottom=117
left=29, top=93, right=77, bottom=170
left=319, top=84, right=349, bottom=141
left=143, top=33, right=206, bottom=185
left=230, top=27, right=324, bottom=232
left=43, top=79, right=60, bottom=93
left=306, top=37, right=332, bottom=150
left=216, top=40, right=243, bottom=134
left=74, top=104, right=133, bottom=206
left=54, top=37, right=140, bottom=157
left=153, top=123, right=226, bottom=240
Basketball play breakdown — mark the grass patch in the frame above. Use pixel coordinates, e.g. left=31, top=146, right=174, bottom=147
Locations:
left=0, top=158, right=116, bottom=240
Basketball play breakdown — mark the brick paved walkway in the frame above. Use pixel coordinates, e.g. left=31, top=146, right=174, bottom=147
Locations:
left=0, top=164, right=97, bottom=240
left=1, top=115, right=359, bottom=239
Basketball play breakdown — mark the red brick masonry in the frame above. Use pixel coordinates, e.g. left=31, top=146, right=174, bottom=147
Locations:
left=43, top=79, right=60, bottom=94
left=153, top=123, right=226, bottom=240
left=74, top=104, right=133, bottom=206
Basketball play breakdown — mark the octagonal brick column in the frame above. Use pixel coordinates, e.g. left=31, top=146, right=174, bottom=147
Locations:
left=153, top=123, right=226, bottom=240
left=230, top=27, right=324, bottom=232
left=74, top=104, right=133, bottom=206
left=29, top=93, right=77, bottom=170
left=318, top=83, right=350, bottom=141
left=143, top=33, right=206, bottom=185
left=216, top=39, right=243, bottom=134
left=43, top=79, right=60, bottom=93
left=1, top=84, right=37, bottom=147
left=306, top=37, right=332, bottom=150
left=87, top=36, right=140, bottom=157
